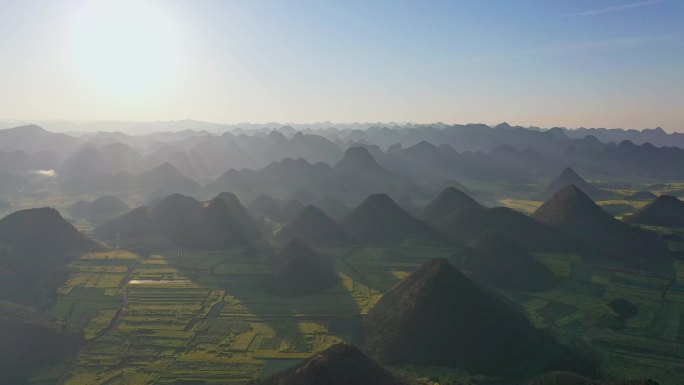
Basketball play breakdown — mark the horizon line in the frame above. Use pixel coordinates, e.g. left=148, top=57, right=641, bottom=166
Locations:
left=0, top=118, right=672, bottom=134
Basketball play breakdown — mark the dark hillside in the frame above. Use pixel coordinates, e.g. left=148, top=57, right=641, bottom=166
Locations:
left=0, top=301, right=83, bottom=385
left=533, top=185, right=669, bottom=262
left=0, top=208, right=99, bottom=307
left=344, top=194, right=450, bottom=246
left=420, top=186, right=482, bottom=223
left=279, top=205, right=354, bottom=244
left=256, top=343, right=411, bottom=385
left=627, top=195, right=684, bottom=227
left=269, top=239, right=338, bottom=297
left=363, top=259, right=595, bottom=377
left=432, top=205, right=592, bottom=254
left=544, top=167, right=603, bottom=200
left=463, top=231, right=558, bottom=292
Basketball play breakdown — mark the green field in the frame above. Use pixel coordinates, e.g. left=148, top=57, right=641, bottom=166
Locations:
left=518, top=253, right=684, bottom=384
left=29, top=240, right=684, bottom=385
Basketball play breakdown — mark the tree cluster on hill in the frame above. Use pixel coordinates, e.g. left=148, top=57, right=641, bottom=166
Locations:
left=0, top=207, right=100, bottom=308
left=94, top=192, right=261, bottom=249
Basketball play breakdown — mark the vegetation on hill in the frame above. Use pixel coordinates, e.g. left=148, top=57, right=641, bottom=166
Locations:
left=93, top=206, right=153, bottom=241
left=432, top=204, right=592, bottom=254
left=255, top=343, right=411, bottom=385
left=627, top=195, right=684, bottom=227
left=248, top=194, right=305, bottom=222
left=214, top=191, right=262, bottom=239
left=363, top=258, right=596, bottom=377
left=62, top=162, right=202, bottom=196
left=627, top=191, right=657, bottom=201
left=0, top=301, right=83, bottom=385
left=268, top=239, right=338, bottom=297
left=343, top=194, right=450, bottom=246
left=182, top=196, right=262, bottom=249
left=334, top=146, right=390, bottom=181
left=249, top=194, right=285, bottom=220
left=95, top=193, right=261, bottom=249
left=420, top=186, right=482, bottom=223
left=462, top=231, right=558, bottom=292
left=315, top=195, right=351, bottom=220
left=279, top=205, right=354, bottom=244
left=544, top=167, right=603, bottom=200
left=0, top=208, right=99, bottom=307
left=69, top=195, right=130, bottom=225
left=533, top=185, right=669, bottom=263
left=150, top=193, right=203, bottom=236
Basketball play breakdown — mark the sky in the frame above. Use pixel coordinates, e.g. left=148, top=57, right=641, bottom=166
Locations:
left=0, top=0, right=683, bottom=131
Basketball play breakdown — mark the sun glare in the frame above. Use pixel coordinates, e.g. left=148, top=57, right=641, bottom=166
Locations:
left=69, top=1, right=180, bottom=99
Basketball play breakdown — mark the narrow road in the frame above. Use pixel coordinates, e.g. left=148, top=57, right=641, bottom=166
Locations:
left=107, top=256, right=140, bottom=330
left=57, top=256, right=140, bottom=385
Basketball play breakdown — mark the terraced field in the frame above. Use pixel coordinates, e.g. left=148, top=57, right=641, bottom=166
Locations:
left=30, top=243, right=684, bottom=385
left=518, top=253, right=684, bottom=384
left=42, top=245, right=451, bottom=385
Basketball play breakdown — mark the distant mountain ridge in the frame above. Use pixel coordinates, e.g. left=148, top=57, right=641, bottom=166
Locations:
left=6, top=124, right=684, bottom=204
left=62, top=162, right=202, bottom=196
left=563, top=126, right=684, bottom=148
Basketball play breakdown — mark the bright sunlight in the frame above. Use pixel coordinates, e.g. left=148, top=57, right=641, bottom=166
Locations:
left=69, top=1, right=180, bottom=99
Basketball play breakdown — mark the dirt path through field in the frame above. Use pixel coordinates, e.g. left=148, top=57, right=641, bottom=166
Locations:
left=57, top=255, right=141, bottom=385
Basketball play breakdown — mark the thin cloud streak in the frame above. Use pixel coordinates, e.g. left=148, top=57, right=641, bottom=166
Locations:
left=547, top=33, right=684, bottom=53
left=565, top=0, right=664, bottom=17
left=440, top=34, right=684, bottom=67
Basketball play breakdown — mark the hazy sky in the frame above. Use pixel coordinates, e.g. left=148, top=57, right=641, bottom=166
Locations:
left=0, top=0, right=683, bottom=130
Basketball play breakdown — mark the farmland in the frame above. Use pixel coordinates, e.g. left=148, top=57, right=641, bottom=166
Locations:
left=517, top=252, right=684, bottom=384
left=29, top=241, right=684, bottom=385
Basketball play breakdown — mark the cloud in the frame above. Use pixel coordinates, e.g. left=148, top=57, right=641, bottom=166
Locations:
left=565, top=0, right=664, bottom=17
left=439, top=34, right=684, bottom=69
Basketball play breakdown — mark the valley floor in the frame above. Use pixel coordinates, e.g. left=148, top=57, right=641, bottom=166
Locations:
left=30, top=241, right=684, bottom=385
